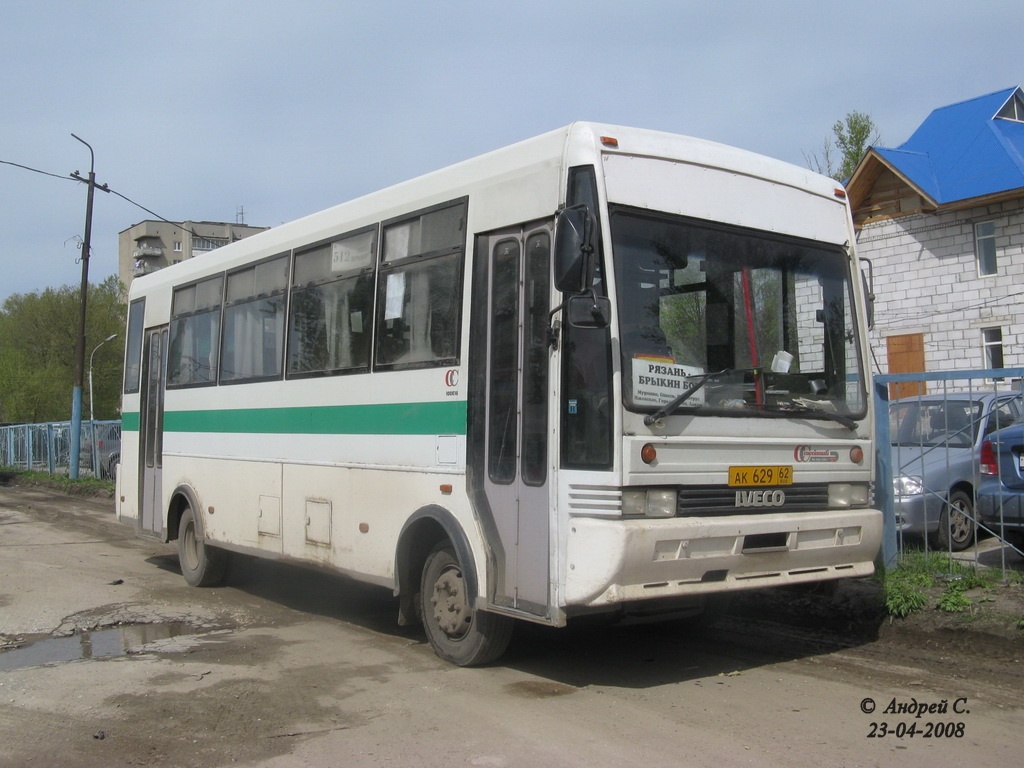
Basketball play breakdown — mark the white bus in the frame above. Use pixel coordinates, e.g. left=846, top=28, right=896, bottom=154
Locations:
left=116, top=123, right=882, bottom=665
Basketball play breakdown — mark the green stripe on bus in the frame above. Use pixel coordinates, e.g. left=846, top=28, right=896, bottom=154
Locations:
left=161, top=400, right=467, bottom=436
left=122, top=412, right=140, bottom=431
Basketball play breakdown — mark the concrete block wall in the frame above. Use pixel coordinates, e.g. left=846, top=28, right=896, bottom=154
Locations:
left=857, top=198, right=1024, bottom=378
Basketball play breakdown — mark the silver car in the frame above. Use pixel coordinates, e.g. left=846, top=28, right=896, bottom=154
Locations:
left=79, top=423, right=122, bottom=480
left=890, top=392, right=1021, bottom=551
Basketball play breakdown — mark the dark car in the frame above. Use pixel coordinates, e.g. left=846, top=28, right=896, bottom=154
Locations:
left=977, top=421, right=1024, bottom=550
left=890, top=392, right=1021, bottom=551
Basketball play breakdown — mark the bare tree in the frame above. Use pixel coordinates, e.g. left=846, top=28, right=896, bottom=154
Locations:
left=805, top=111, right=880, bottom=181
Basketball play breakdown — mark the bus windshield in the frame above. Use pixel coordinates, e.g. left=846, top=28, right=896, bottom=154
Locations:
left=610, top=206, right=866, bottom=420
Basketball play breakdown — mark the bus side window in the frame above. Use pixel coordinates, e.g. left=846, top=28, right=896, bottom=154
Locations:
left=167, top=276, right=223, bottom=387
left=288, top=229, right=376, bottom=377
left=123, top=298, right=146, bottom=394
left=221, top=255, right=289, bottom=383
left=376, top=199, right=466, bottom=369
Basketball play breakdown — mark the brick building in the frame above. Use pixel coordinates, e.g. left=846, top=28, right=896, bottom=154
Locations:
left=847, top=87, right=1024, bottom=393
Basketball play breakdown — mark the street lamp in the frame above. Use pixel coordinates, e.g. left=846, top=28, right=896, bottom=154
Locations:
left=89, top=333, right=117, bottom=422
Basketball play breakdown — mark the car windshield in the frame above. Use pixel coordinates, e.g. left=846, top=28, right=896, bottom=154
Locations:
left=610, top=207, right=866, bottom=420
left=890, top=399, right=981, bottom=448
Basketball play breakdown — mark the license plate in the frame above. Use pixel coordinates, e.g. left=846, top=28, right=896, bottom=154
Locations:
left=729, top=465, right=793, bottom=487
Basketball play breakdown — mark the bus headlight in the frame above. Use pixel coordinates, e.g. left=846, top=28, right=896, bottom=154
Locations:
left=892, top=475, right=924, bottom=497
left=622, top=488, right=677, bottom=518
left=828, top=483, right=870, bottom=508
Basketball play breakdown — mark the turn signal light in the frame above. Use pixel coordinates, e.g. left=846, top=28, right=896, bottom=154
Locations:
left=641, top=443, right=658, bottom=465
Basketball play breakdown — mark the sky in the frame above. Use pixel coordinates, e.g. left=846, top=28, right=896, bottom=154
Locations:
left=2, top=0, right=1023, bottom=304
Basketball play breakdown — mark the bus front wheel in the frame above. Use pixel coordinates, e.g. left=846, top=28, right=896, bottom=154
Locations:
left=420, top=542, right=513, bottom=666
left=178, top=505, right=229, bottom=587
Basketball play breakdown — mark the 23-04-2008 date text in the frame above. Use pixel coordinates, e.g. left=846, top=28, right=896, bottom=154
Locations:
left=866, top=721, right=965, bottom=739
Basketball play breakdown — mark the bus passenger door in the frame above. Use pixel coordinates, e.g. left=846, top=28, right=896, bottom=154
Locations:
left=138, top=326, right=167, bottom=536
left=473, top=224, right=553, bottom=617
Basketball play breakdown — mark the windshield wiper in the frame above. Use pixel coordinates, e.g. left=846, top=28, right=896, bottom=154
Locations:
left=643, top=370, right=859, bottom=430
left=773, top=400, right=858, bottom=430
left=644, top=368, right=732, bottom=426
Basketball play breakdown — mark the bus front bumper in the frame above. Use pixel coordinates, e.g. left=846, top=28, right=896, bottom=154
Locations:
left=563, top=508, right=882, bottom=608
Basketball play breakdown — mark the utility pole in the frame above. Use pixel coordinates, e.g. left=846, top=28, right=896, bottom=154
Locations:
left=68, top=134, right=109, bottom=479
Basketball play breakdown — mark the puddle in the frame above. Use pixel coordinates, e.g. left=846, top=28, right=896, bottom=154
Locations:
left=0, top=623, right=204, bottom=671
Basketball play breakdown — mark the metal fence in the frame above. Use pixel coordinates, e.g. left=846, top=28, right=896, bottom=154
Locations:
left=874, top=368, right=1024, bottom=578
left=0, top=420, right=121, bottom=479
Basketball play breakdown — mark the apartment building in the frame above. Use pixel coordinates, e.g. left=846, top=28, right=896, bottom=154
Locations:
left=118, top=219, right=269, bottom=286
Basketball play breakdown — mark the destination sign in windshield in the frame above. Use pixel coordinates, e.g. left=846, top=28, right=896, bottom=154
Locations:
left=632, top=357, right=705, bottom=407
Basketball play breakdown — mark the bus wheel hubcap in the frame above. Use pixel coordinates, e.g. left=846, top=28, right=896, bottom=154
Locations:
left=431, top=566, right=470, bottom=639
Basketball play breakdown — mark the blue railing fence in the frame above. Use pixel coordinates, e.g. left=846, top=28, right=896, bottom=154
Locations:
left=0, top=420, right=121, bottom=479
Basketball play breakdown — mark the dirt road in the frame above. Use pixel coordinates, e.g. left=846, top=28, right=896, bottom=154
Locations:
left=0, top=484, right=1020, bottom=767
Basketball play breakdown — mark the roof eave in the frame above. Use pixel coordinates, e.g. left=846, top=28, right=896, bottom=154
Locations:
left=934, top=186, right=1024, bottom=212
left=846, top=149, right=938, bottom=211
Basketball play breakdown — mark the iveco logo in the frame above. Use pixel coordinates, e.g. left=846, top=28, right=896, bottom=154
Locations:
left=735, top=490, right=786, bottom=507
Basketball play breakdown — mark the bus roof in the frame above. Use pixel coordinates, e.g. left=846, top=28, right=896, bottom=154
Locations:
left=129, top=122, right=843, bottom=297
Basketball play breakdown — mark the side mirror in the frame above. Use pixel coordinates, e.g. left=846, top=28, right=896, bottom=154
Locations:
left=554, top=206, right=594, bottom=294
left=567, top=295, right=611, bottom=329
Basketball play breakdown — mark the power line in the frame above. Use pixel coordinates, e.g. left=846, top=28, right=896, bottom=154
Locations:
left=0, top=158, right=77, bottom=183
left=105, top=186, right=200, bottom=236
left=872, top=288, right=1024, bottom=328
left=1, top=156, right=203, bottom=238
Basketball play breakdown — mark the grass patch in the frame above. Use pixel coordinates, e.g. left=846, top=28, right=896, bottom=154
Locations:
left=882, top=550, right=1000, bottom=618
left=0, top=467, right=113, bottom=496
left=936, top=584, right=973, bottom=613
left=883, top=569, right=930, bottom=617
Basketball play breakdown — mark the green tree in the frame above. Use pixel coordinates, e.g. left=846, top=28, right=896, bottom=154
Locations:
left=805, top=111, right=880, bottom=181
left=0, top=275, right=126, bottom=423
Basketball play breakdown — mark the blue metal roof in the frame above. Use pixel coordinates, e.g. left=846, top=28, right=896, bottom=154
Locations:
left=875, top=87, right=1024, bottom=205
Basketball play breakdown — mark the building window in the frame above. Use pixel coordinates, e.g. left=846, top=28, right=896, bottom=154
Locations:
left=174, top=241, right=182, bottom=252
left=193, top=236, right=229, bottom=253
left=975, top=221, right=997, bottom=276
left=995, top=91, right=1024, bottom=122
left=982, top=327, right=1004, bottom=371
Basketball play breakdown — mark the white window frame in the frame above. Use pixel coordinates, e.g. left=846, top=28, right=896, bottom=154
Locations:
left=982, top=326, right=1004, bottom=372
left=975, top=220, right=998, bottom=276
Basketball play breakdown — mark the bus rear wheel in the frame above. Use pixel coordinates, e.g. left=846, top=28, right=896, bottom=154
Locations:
left=420, top=542, right=513, bottom=666
left=178, top=505, right=229, bottom=587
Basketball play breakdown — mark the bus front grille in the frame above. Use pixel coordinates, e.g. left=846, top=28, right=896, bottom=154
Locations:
left=676, top=484, right=831, bottom=517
